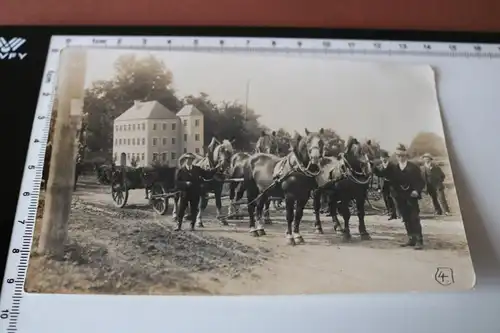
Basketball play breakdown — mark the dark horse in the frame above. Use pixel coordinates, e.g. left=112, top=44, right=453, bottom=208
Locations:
left=172, top=137, right=234, bottom=226
left=313, top=137, right=374, bottom=241
left=244, top=128, right=324, bottom=245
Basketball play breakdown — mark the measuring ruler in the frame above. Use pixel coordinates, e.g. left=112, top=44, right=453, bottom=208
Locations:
left=2, top=35, right=500, bottom=333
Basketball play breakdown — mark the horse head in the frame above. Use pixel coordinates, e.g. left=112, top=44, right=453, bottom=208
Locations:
left=294, top=128, right=325, bottom=170
left=343, top=137, right=373, bottom=176
left=212, top=137, right=235, bottom=174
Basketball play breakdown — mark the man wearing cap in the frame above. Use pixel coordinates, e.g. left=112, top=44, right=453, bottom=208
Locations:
left=175, top=153, right=217, bottom=231
left=421, top=153, right=450, bottom=216
left=378, top=150, right=398, bottom=220
left=377, top=144, right=426, bottom=249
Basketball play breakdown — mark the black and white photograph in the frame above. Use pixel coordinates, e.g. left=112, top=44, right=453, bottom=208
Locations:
left=26, top=48, right=474, bottom=295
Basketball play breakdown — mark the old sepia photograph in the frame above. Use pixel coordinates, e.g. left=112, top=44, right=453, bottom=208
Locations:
left=26, top=48, right=474, bottom=295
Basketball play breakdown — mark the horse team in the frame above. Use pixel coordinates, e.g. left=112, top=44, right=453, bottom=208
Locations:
left=171, top=128, right=380, bottom=246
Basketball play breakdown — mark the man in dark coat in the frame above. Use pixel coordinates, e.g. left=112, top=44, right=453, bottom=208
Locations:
left=378, top=150, right=398, bottom=220
left=421, top=153, right=450, bottom=216
left=174, top=153, right=217, bottom=231
left=377, top=144, right=426, bottom=249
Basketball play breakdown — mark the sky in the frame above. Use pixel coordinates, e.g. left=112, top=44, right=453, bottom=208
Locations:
left=84, top=49, right=445, bottom=149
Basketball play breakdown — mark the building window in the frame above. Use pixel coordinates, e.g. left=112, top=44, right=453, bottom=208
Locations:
left=115, top=125, right=119, bottom=131
left=195, top=119, right=200, bottom=127
left=162, top=137, right=167, bottom=145
left=132, top=124, right=136, bottom=131
left=137, top=138, right=140, bottom=145
left=162, top=123, right=167, bottom=131
left=195, top=134, right=200, bottom=141
left=152, top=138, right=158, bottom=146
left=183, top=148, right=187, bottom=153
left=152, top=153, right=158, bottom=161
left=128, top=124, right=131, bottom=131
left=183, top=120, right=187, bottom=127
left=132, top=138, right=136, bottom=145
left=141, top=153, right=145, bottom=161
left=118, top=139, right=122, bottom=145
left=195, top=148, right=200, bottom=154
left=161, top=152, right=167, bottom=162
left=171, top=137, right=176, bottom=144
left=142, top=138, right=145, bottom=145
left=153, top=123, right=157, bottom=130
left=184, top=134, right=187, bottom=141
left=141, top=123, right=145, bottom=130
left=171, top=152, right=176, bottom=160
left=172, top=123, right=176, bottom=130
left=132, top=153, right=135, bottom=160
left=115, top=139, right=118, bottom=145
left=127, top=139, right=130, bottom=145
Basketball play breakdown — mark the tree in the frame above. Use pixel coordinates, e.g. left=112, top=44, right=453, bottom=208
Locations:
left=322, top=128, right=345, bottom=157
left=82, top=54, right=182, bottom=159
left=408, top=132, right=447, bottom=158
left=183, top=94, right=263, bottom=151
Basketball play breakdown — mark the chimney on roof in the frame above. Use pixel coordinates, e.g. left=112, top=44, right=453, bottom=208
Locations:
left=133, top=100, right=141, bottom=107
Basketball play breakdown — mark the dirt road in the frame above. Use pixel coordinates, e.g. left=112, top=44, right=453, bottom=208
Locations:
left=26, top=178, right=474, bottom=295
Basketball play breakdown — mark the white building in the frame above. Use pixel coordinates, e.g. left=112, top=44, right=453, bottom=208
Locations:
left=112, top=101, right=204, bottom=167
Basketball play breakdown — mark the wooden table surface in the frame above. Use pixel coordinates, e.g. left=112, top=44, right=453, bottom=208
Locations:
left=1, top=0, right=499, bottom=32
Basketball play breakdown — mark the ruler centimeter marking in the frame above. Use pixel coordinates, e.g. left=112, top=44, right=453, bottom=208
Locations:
left=1, top=34, right=500, bottom=332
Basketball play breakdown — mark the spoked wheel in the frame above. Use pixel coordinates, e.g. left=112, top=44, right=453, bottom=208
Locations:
left=349, top=200, right=357, bottom=215
left=367, top=188, right=382, bottom=201
left=111, top=179, right=129, bottom=208
left=150, top=183, right=169, bottom=215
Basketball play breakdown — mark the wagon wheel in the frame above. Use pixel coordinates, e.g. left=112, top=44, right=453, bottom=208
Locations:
left=150, top=183, right=169, bottom=215
left=111, top=178, right=129, bottom=208
left=349, top=200, right=357, bottom=214
left=367, top=188, right=382, bottom=201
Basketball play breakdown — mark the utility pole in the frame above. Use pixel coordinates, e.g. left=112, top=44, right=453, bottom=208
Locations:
left=244, top=79, right=251, bottom=121
left=37, top=49, right=87, bottom=258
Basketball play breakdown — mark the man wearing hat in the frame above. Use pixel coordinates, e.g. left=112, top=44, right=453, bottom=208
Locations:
left=378, top=150, right=398, bottom=220
left=377, top=144, right=426, bottom=249
left=175, top=153, right=217, bottom=231
left=421, top=153, right=450, bottom=216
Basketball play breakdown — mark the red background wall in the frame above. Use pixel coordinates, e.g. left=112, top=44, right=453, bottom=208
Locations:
left=1, top=0, right=499, bottom=31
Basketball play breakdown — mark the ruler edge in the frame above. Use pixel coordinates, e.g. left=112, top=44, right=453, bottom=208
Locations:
left=2, top=34, right=500, bottom=332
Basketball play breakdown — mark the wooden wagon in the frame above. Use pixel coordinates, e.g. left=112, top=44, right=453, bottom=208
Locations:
left=110, top=165, right=178, bottom=215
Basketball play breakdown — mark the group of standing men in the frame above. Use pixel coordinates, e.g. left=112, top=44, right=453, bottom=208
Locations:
left=376, top=145, right=450, bottom=250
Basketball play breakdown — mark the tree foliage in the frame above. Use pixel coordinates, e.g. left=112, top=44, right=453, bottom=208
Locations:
left=407, top=132, right=447, bottom=158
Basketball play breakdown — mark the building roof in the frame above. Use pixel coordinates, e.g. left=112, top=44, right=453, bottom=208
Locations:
left=177, top=104, right=203, bottom=117
left=115, top=101, right=177, bottom=121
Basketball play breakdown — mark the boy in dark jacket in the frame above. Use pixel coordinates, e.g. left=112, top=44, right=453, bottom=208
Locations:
left=421, top=153, right=450, bottom=216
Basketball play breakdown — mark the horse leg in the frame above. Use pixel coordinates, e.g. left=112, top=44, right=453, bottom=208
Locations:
left=312, top=190, right=324, bottom=234
left=292, top=197, right=308, bottom=244
left=216, top=186, right=228, bottom=226
left=255, top=195, right=267, bottom=236
left=263, top=199, right=272, bottom=224
left=234, top=183, right=246, bottom=219
left=145, top=187, right=149, bottom=199
left=246, top=183, right=259, bottom=237
left=172, top=193, right=179, bottom=222
left=339, top=199, right=352, bottom=242
left=228, top=182, right=237, bottom=218
left=356, top=194, right=371, bottom=240
left=285, top=197, right=296, bottom=246
left=329, top=195, right=343, bottom=233
left=196, top=194, right=206, bottom=227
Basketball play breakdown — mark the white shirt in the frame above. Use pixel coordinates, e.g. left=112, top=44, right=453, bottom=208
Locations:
left=398, top=161, right=408, bottom=170
left=424, top=162, right=432, bottom=169
left=186, top=165, right=193, bottom=171
left=381, top=160, right=389, bottom=169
